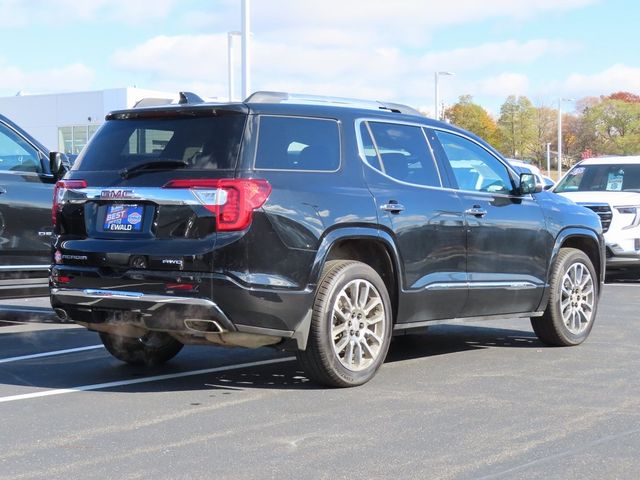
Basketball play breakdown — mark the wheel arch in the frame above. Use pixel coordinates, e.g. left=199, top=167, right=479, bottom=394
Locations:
left=308, top=228, right=402, bottom=322
left=538, top=227, right=605, bottom=311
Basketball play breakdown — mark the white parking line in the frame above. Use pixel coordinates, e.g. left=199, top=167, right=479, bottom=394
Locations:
left=0, top=345, right=104, bottom=364
left=0, top=356, right=297, bottom=404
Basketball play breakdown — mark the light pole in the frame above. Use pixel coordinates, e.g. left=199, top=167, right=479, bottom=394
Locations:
left=227, top=31, right=240, bottom=102
left=546, top=142, right=551, bottom=176
left=434, top=71, right=454, bottom=120
left=557, top=97, right=574, bottom=178
left=241, top=0, right=251, bottom=100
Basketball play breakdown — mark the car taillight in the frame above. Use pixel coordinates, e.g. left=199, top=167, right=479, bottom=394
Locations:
left=52, top=180, right=87, bottom=226
left=163, top=179, right=271, bottom=231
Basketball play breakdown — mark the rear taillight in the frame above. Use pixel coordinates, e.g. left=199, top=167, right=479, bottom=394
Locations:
left=52, top=179, right=87, bottom=226
left=163, top=179, right=271, bottom=231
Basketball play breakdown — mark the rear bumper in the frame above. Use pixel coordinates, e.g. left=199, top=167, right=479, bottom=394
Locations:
left=50, top=288, right=236, bottom=333
left=50, top=264, right=315, bottom=349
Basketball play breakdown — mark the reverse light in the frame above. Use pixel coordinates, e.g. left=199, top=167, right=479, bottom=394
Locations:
left=163, top=179, right=271, bottom=231
left=52, top=179, right=87, bottom=226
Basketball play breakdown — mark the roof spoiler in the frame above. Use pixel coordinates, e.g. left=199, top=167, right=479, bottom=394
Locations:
left=244, top=91, right=422, bottom=116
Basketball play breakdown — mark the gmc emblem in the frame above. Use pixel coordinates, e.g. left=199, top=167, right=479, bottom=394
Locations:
left=101, top=189, right=134, bottom=199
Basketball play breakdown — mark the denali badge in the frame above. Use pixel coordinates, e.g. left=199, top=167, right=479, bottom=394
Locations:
left=101, top=189, right=134, bottom=199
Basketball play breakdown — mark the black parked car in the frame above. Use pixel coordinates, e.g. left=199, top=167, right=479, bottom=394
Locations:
left=50, top=92, right=605, bottom=387
left=0, top=113, right=69, bottom=297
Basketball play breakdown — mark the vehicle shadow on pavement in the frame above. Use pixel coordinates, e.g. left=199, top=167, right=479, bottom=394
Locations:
left=0, top=324, right=539, bottom=394
left=387, top=324, right=540, bottom=363
left=102, top=324, right=541, bottom=393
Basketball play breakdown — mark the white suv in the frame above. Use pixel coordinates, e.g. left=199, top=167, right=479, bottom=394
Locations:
left=554, top=156, right=640, bottom=272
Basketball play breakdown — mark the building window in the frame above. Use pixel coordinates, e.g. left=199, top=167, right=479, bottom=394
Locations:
left=58, top=124, right=101, bottom=154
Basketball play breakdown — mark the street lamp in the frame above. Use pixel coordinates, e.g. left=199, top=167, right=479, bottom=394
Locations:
left=434, top=71, right=454, bottom=120
left=227, top=31, right=241, bottom=102
left=557, top=97, right=574, bottom=178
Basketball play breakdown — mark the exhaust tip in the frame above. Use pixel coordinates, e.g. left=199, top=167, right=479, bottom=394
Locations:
left=54, top=308, right=69, bottom=321
left=184, top=319, right=224, bottom=333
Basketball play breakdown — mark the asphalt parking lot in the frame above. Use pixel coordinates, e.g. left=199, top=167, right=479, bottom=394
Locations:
left=0, top=282, right=638, bottom=480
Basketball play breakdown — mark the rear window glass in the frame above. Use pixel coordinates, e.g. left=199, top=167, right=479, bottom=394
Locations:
left=72, top=113, right=246, bottom=171
left=254, top=116, right=340, bottom=171
left=555, top=163, right=640, bottom=192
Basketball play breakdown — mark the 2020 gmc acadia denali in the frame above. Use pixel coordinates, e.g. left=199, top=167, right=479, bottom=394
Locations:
left=49, top=92, right=605, bottom=387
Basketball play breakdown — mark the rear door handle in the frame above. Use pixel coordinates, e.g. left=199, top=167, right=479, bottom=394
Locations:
left=381, top=202, right=405, bottom=213
left=0, top=186, right=6, bottom=195
left=465, top=206, right=487, bottom=218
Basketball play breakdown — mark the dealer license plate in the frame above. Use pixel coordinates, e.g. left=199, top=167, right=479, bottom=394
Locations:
left=103, top=204, right=144, bottom=232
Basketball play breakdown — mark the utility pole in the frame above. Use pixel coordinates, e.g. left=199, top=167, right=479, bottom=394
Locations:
left=241, top=0, right=251, bottom=100
left=557, top=97, right=574, bottom=179
left=227, top=31, right=240, bottom=102
left=546, top=142, right=551, bottom=176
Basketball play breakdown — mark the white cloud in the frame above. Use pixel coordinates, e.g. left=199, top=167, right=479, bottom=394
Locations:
left=474, top=73, right=531, bottom=97
left=0, top=0, right=178, bottom=26
left=562, top=64, right=640, bottom=96
left=0, top=61, right=95, bottom=94
left=418, top=40, right=576, bottom=72
left=110, top=31, right=574, bottom=106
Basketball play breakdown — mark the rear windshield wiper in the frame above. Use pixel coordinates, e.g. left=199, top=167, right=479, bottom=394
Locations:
left=119, top=159, right=188, bottom=179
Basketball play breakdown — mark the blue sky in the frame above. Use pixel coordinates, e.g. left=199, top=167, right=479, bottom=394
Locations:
left=0, top=0, right=637, bottom=115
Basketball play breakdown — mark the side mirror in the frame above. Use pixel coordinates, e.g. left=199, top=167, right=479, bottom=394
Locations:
left=49, top=151, right=68, bottom=178
left=519, top=173, right=543, bottom=195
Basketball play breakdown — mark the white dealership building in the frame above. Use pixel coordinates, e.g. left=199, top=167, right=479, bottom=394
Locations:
left=0, top=88, right=179, bottom=154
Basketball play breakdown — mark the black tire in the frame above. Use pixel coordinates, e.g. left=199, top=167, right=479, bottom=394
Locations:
left=531, top=248, right=598, bottom=346
left=99, top=331, right=183, bottom=365
left=297, top=260, right=393, bottom=387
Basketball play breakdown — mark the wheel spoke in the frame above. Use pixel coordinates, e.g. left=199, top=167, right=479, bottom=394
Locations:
left=361, top=340, right=376, bottom=359
left=334, top=307, right=350, bottom=323
left=573, top=311, right=581, bottom=331
left=354, top=342, right=363, bottom=366
left=332, top=322, right=348, bottom=337
left=359, top=282, right=370, bottom=309
left=349, top=283, right=359, bottom=311
left=365, top=329, right=382, bottom=345
left=338, top=291, right=353, bottom=312
left=334, top=335, right=349, bottom=354
left=366, top=312, right=384, bottom=326
left=345, top=341, right=354, bottom=366
left=364, top=297, right=382, bottom=315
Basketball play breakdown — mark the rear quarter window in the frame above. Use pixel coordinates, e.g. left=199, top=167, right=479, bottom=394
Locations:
left=254, top=116, right=340, bottom=171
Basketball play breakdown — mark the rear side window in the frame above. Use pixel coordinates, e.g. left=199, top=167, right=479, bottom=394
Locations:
left=72, top=112, right=246, bottom=171
left=254, top=116, right=340, bottom=171
left=366, top=121, right=440, bottom=187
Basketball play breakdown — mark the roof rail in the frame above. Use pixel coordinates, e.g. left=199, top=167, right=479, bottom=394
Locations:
left=245, top=91, right=422, bottom=116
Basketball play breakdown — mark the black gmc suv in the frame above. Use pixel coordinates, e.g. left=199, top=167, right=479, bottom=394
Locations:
left=50, top=92, right=605, bottom=387
left=0, top=113, right=70, bottom=297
